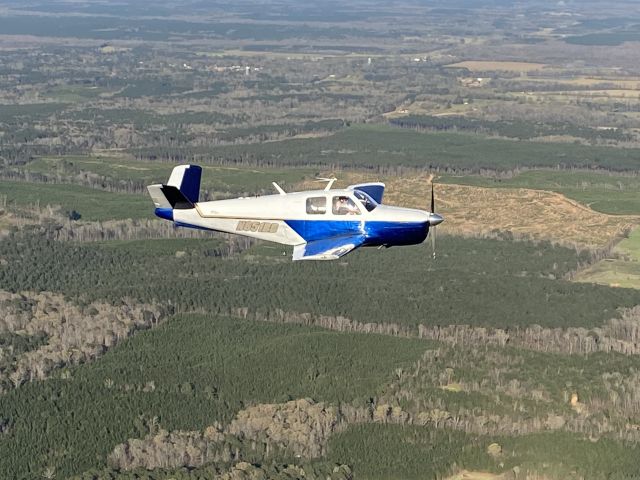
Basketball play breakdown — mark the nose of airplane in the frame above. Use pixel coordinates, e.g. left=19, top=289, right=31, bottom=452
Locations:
left=428, top=213, right=444, bottom=226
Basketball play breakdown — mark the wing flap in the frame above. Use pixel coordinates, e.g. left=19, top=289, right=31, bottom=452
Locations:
left=293, top=234, right=366, bottom=261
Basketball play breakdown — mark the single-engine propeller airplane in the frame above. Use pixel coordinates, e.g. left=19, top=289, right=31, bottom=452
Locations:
left=147, top=164, right=444, bottom=261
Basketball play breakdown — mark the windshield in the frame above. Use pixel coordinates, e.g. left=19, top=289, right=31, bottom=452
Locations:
left=353, top=190, right=378, bottom=212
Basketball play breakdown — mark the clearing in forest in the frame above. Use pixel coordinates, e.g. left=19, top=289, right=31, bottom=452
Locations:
left=445, top=61, right=547, bottom=72
left=574, top=226, right=640, bottom=289
left=308, top=174, right=639, bottom=250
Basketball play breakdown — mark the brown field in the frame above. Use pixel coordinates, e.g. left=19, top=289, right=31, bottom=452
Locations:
left=445, top=61, right=547, bottom=72
left=383, top=99, right=491, bottom=118
left=303, top=174, right=639, bottom=250
left=512, top=76, right=640, bottom=89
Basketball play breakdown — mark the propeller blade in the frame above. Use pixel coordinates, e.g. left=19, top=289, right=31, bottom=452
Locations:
left=430, top=181, right=437, bottom=260
left=430, top=182, right=435, bottom=213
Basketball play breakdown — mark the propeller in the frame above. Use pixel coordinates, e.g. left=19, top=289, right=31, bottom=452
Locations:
left=428, top=181, right=444, bottom=260
left=431, top=182, right=436, bottom=259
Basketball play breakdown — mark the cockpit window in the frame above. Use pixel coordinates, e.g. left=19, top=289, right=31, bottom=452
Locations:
left=306, top=196, right=327, bottom=214
left=332, top=196, right=361, bottom=215
left=353, top=190, right=378, bottom=212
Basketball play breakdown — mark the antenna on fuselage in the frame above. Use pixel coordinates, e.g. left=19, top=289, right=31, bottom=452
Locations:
left=272, top=182, right=286, bottom=195
left=316, top=177, right=337, bottom=191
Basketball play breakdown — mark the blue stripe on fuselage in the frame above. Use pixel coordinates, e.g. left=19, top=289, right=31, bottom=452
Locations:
left=286, top=219, right=362, bottom=242
left=285, top=219, right=429, bottom=246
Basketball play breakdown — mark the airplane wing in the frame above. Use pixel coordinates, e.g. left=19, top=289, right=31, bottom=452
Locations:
left=293, top=234, right=366, bottom=261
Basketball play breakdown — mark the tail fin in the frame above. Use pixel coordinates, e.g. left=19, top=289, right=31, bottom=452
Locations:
left=167, top=164, right=202, bottom=203
left=147, top=164, right=201, bottom=221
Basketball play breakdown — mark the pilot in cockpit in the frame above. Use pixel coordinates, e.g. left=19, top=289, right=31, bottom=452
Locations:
left=334, top=196, right=359, bottom=215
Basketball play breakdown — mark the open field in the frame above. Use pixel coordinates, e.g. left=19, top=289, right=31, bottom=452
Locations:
left=507, top=76, right=640, bottom=89
left=565, top=32, right=640, bottom=46
left=313, top=172, right=640, bottom=249
left=445, top=61, right=547, bottom=72
left=439, top=170, right=640, bottom=215
left=537, top=89, right=640, bottom=99
left=392, top=181, right=639, bottom=249
left=574, top=258, right=640, bottom=289
left=0, top=180, right=149, bottom=222
left=615, top=227, right=640, bottom=260
left=43, top=85, right=113, bottom=103
left=575, top=226, right=640, bottom=288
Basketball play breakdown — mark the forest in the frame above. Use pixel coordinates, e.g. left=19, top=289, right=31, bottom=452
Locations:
left=2, top=230, right=640, bottom=478
left=2, top=231, right=637, bottom=330
left=129, top=126, right=640, bottom=173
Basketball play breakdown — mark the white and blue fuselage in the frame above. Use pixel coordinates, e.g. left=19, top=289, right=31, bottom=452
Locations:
left=147, top=165, right=443, bottom=260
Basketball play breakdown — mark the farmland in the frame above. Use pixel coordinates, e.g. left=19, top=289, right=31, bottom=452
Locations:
left=445, top=61, right=548, bottom=72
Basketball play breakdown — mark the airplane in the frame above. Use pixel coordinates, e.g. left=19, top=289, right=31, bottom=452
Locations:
left=147, top=164, right=444, bottom=261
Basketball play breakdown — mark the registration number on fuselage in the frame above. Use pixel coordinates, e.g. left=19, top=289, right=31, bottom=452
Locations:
left=236, top=220, right=279, bottom=233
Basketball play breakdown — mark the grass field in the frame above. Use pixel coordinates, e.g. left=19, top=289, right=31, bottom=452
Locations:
left=576, top=259, right=640, bottom=289
left=0, top=180, right=149, bottom=221
left=575, top=226, right=640, bottom=288
left=565, top=32, right=640, bottom=46
left=509, top=76, right=640, bottom=89
left=615, top=227, right=640, bottom=260
left=43, top=85, right=112, bottom=103
left=445, top=61, right=547, bottom=72
left=538, top=89, right=640, bottom=100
